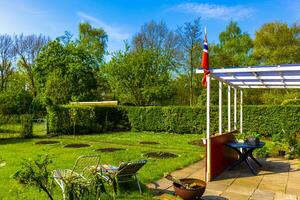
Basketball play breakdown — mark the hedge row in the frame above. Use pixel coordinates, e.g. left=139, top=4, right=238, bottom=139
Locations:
left=47, top=105, right=300, bottom=136
left=46, top=105, right=129, bottom=135
left=127, top=105, right=300, bottom=135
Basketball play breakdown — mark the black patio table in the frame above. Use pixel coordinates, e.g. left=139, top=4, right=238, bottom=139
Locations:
left=226, top=141, right=265, bottom=175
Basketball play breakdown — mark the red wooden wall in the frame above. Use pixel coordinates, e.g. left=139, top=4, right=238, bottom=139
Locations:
left=205, top=132, right=239, bottom=180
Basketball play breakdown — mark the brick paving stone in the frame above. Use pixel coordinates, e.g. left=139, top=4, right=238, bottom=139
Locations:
left=274, top=192, right=297, bottom=200
left=203, top=189, right=223, bottom=196
left=225, top=183, right=256, bottom=196
left=250, top=189, right=274, bottom=200
left=221, top=191, right=250, bottom=200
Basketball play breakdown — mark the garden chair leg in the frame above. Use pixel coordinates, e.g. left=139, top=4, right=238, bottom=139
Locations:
left=135, top=175, right=142, bottom=194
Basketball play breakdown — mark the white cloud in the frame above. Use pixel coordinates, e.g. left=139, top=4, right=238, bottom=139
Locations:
left=169, top=3, right=254, bottom=20
left=77, top=11, right=131, bottom=41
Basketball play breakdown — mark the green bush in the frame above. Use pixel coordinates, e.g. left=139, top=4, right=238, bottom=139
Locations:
left=46, top=105, right=300, bottom=136
left=13, top=154, right=54, bottom=200
left=46, top=105, right=129, bottom=135
left=20, top=114, right=33, bottom=138
left=281, top=99, right=300, bottom=105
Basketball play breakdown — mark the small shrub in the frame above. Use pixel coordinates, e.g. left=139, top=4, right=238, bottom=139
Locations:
left=20, top=114, right=33, bottom=138
left=13, top=154, right=54, bottom=200
left=254, top=146, right=269, bottom=158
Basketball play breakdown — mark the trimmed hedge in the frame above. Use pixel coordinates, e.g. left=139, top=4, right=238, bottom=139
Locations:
left=46, top=105, right=300, bottom=136
left=126, top=105, right=300, bottom=135
left=46, top=105, right=129, bottom=135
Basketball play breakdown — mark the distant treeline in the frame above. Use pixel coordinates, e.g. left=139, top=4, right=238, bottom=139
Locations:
left=0, top=20, right=299, bottom=115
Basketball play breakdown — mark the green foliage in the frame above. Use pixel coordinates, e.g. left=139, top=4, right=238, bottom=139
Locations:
left=34, top=40, right=98, bottom=104
left=281, top=99, right=300, bottom=105
left=13, top=154, right=54, bottom=200
left=0, top=73, right=32, bottom=114
left=47, top=105, right=129, bottom=135
left=253, top=146, right=269, bottom=158
left=210, top=21, right=253, bottom=68
left=78, top=22, right=107, bottom=65
left=253, top=22, right=300, bottom=64
left=104, top=49, right=173, bottom=105
left=126, top=105, right=300, bottom=135
left=20, top=114, right=33, bottom=138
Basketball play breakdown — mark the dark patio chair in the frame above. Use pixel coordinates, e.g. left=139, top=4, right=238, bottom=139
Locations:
left=98, top=160, right=147, bottom=196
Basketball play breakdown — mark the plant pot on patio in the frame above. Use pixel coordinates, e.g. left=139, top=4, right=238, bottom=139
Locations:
left=278, top=150, right=286, bottom=157
left=246, top=137, right=260, bottom=146
left=173, top=178, right=206, bottom=200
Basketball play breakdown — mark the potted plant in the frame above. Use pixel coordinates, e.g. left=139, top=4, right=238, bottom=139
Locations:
left=235, top=132, right=247, bottom=143
left=272, top=130, right=287, bottom=157
left=246, top=132, right=261, bottom=145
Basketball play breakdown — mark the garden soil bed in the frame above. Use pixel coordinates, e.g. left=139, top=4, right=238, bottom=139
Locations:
left=35, top=141, right=60, bottom=145
left=144, top=151, right=178, bottom=159
left=140, top=141, right=160, bottom=145
left=64, top=143, right=91, bottom=148
left=95, top=147, right=126, bottom=152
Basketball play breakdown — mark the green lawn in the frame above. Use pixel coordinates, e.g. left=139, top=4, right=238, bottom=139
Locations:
left=0, top=131, right=204, bottom=199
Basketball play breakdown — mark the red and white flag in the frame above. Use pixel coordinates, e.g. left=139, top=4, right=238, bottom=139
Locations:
left=201, top=28, right=209, bottom=87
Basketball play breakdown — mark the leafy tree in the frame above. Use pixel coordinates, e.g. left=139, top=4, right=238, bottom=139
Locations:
left=177, top=18, right=202, bottom=106
left=14, top=34, right=49, bottom=96
left=132, top=20, right=181, bottom=69
left=210, top=21, right=253, bottom=68
left=253, top=22, right=300, bottom=65
left=0, top=72, right=32, bottom=114
left=78, top=22, right=107, bottom=65
left=104, top=48, right=173, bottom=105
left=34, top=40, right=98, bottom=104
left=0, top=34, right=15, bottom=91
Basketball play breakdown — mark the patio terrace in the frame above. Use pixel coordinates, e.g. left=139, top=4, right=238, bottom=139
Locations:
left=149, top=158, right=300, bottom=200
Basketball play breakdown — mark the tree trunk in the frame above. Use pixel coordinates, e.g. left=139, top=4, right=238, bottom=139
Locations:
left=189, top=50, right=193, bottom=106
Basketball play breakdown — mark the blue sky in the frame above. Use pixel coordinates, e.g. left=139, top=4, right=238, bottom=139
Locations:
left=0, top=0, right=299, bottom=54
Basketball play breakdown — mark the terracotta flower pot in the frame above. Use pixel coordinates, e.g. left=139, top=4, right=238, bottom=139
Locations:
left=173, top=178, right=206, bottom=200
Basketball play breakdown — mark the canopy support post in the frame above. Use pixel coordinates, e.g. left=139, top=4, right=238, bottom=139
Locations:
left=234, top=88, right=237, bottom=130
left=206, top=74, right=211, bottom=182
left=219, top=81, right=222, bottom=135
left=228, top=86, right=231, bottom=132
left=240, top=90, right=243, bottom=133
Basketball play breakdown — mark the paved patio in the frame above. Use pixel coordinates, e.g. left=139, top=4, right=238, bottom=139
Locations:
left=147, top=158, right=300, bottom=200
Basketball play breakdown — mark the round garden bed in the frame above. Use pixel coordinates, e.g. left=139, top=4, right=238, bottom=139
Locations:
left=95, top=147, right=126, bottom=152
left=144, top=151, right=178, bottom=159
left=140, top=141, right=160, bottom=145
left=188, top=140, right=204, bottom=146
left=64, top=143, right=91, bottom=148
left=35, top=141, right=60, bottom=145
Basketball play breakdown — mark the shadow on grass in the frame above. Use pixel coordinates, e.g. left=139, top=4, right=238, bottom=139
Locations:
left=0, top=135, right=46, bottom=145
left=0, top=129, right=20, bottom=133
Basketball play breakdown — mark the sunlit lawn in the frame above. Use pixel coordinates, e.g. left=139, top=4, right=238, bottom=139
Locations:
left=0, top=130, right=204, bottom=199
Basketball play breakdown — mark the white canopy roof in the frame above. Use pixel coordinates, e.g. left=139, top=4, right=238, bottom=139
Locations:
left=196, top=64, right=300, bottom=89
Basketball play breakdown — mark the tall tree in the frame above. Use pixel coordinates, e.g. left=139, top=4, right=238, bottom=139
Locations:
left=132, top=20, right=181, bottom=69
left=34, top=40, right=98, bottom=104
left=104, top=48, right=173, bottom=106
left=210, top=21, right=253, bottom=68
left=253, top=22, right=300, bottom=65
left=177, top=18, right=202, bottom=106
left=14, top=34, right=49, bottom=96
left=78, top=22, right=108, bottom=65
left=0, top=34, right=15, bottom=91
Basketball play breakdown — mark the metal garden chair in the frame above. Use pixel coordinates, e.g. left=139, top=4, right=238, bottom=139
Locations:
left=53, top=154, right=101, bottom=200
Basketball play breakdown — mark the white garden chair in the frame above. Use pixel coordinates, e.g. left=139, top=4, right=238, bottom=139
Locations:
left=52, top=154, right=101, bottom=200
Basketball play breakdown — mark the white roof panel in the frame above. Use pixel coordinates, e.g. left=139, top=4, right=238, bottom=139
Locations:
left=196, top=64, right=300, bottom=89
